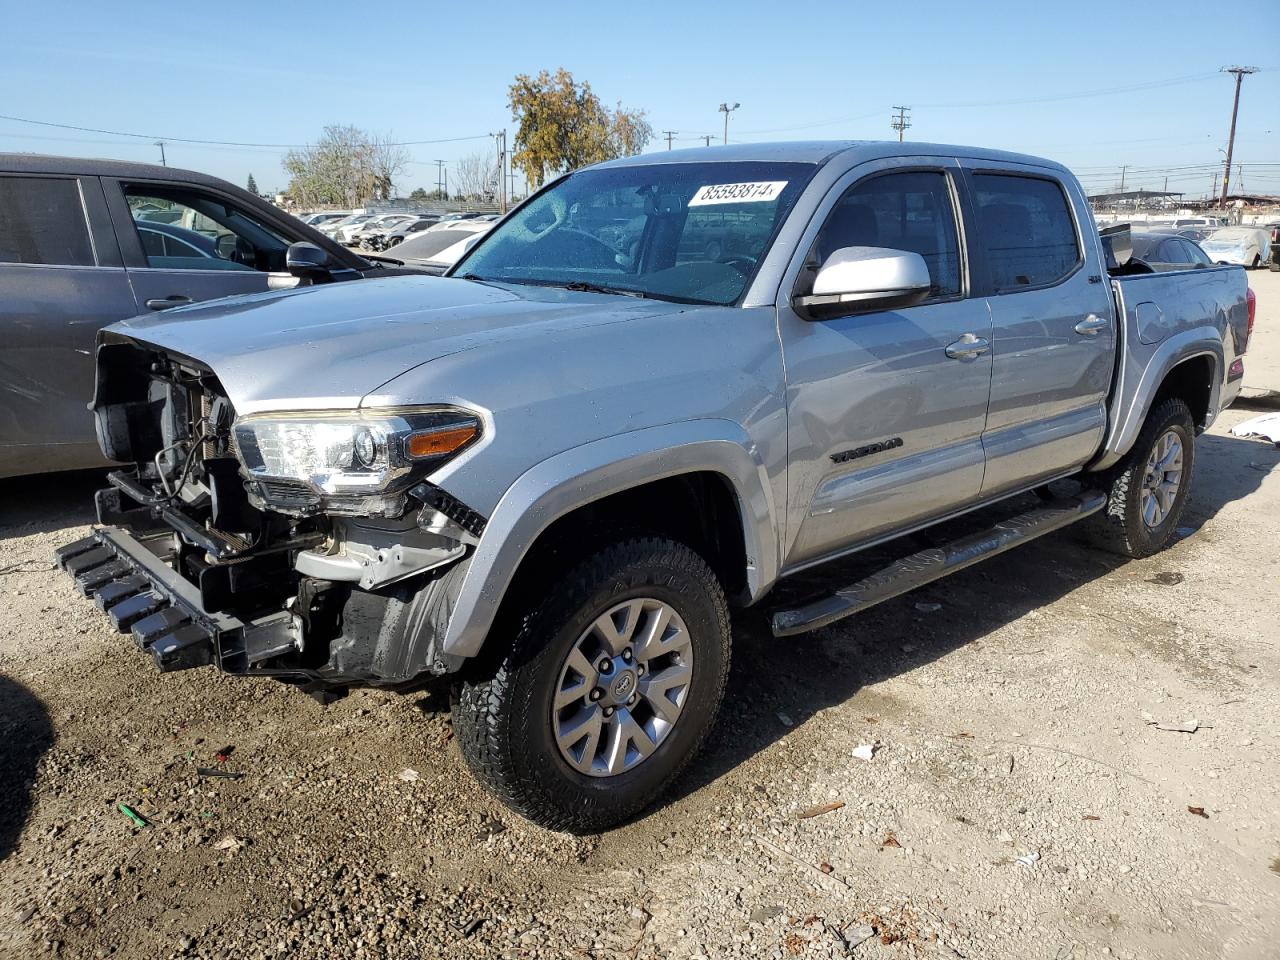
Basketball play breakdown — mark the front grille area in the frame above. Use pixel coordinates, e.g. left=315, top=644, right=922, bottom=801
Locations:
left=254, top=477, right=322, bottom=510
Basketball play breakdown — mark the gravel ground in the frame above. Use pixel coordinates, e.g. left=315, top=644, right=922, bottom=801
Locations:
left=2, top=372, right=1279, bottom=956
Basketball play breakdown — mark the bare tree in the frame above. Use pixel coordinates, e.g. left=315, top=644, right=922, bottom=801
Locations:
left=367, top=133, right=410, bottom=202
left=453, top=150, right=499, bottom=200
left=284, top=125, right=409, bottom=207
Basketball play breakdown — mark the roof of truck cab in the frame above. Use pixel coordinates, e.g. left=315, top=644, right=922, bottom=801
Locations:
left=594, top=140, right=1068, bottom=173
left=0, top=152, right=243, bottom=188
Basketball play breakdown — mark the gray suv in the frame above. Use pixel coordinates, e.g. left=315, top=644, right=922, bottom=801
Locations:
left=56, top=142, right=1250, bottom=831
left=0, top=155, right=399, bottom=479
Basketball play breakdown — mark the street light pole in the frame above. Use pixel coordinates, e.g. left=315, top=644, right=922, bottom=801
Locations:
left=718, top=102, right=739, bottom=145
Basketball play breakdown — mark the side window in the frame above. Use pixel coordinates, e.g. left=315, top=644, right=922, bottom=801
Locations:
left=124, top=185, right=290, bottom=272
left=0, top=176, right=96, bottom=266
left=812, top=171, right=961, bottom=298
left=971, top=174, right=1080, bottom=291
left=1182, top=240, right=1212, bottom=266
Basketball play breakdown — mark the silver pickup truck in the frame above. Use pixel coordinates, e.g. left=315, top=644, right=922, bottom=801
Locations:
left=55, top=142, right=1253, bottom=832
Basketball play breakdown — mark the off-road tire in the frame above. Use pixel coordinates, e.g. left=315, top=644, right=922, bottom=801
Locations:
left=453, top=537, right=731, bottom=833
left=1084, top=397, right=1196, bottom=558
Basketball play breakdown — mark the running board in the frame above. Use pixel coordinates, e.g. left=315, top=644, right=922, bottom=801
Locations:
left=770, top=491, right=1107, bottom=637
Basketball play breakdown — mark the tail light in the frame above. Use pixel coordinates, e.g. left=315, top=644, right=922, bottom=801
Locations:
left=1246, top=286, right=1256, bottom=348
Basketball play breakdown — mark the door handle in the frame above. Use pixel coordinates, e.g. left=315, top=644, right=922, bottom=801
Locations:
left=145, top=296, right=193, bottom=311
left=1074, top=314, right=1110, bottom=336
left=944, top=333, right=991, bottom=360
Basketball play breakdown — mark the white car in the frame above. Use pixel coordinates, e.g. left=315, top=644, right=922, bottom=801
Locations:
left=392, top=220, right=492, bottom=275
left=1200, top=227, right=1271, bottom=268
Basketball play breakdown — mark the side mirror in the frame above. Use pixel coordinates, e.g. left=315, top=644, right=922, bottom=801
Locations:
left=285, top=242, right=334, bottom=284
left=794, top=246, right=932, bottom=319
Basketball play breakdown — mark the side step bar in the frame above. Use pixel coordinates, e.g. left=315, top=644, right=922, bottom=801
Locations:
left=771, top=491, right=1107, bottom=637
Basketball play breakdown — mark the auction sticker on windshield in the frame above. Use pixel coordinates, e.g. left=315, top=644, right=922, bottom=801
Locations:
left=689, top=181, right=788, bottom=206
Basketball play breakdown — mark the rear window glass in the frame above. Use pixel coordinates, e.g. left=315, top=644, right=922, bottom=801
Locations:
left=972, top=174, right=1079, bottom=291
left=396, top=229, right=477, bottom=261
left=0, top=176, right=95, bottom=266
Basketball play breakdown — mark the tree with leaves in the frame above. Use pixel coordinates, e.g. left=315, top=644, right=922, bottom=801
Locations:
left=283, top=126, right=410, bottom=208
left=245, top=173, right=259, bottom=195
left=508, top=69, right=652, bottom=188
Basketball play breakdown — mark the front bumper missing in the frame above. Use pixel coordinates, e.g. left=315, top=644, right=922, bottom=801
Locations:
left=55, top=527, right=298, bottom=673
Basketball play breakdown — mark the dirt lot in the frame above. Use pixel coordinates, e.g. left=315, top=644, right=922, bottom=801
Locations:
left=2, top=283, right=1279, bottom=960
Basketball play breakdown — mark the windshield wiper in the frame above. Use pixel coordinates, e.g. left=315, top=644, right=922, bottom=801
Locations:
left=457, top=272, right=506, bottom=289
left=560, top=280, right=647, bottom=298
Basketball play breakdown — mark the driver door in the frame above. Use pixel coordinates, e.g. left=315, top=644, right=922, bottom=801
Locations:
left=778, top=162, right=994, bottom=569
left=103, top=180, right=291, bottom=314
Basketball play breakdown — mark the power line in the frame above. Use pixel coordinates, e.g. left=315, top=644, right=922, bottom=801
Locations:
left=916, top=71, right=1225, bottom=109
left=0, top=112, right=490, bottom=149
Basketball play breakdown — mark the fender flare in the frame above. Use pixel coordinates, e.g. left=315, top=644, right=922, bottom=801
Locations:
left=437, top=419, right=779, bottom=659
left=1096, top=329, right=1222, bottom=471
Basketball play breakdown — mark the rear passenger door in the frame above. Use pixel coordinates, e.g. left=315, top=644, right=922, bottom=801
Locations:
left=102, top=180, right=292, bottom=313
left=960, top=165, right=1114, bottom=497
left=0, top=174, right=137, bottom=477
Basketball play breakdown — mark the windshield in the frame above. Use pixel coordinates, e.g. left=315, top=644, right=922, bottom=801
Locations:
left=454, top=161, right=816, bottom=305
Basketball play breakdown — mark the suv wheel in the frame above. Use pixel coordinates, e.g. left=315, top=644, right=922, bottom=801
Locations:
left=453, top=537, right=730, bottom=832
left=1084, top=397, right=1196, bottom=558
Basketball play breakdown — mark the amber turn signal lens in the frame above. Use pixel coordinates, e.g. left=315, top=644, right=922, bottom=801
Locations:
left=405, top=422, right=479, bottom=459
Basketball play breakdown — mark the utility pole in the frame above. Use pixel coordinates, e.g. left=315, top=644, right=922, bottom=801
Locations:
left=701, top=135, right=713, bottom=147
left=662, top=130, right=677, bottom=150
left=154, top=141, right=166, bottom=166
left=491, top=130, right=507, bottom=213
left=890, top=106, right=911, bottom=142
left=433, top=160, right=446, bottom=202
left=718, top=102, right=739, bottom=145
left=1119, top=165, right=1126, bottom=193
left=1219, top=66, right=1257, bottom=206
left=1211, top=172, right=1218, bottom=204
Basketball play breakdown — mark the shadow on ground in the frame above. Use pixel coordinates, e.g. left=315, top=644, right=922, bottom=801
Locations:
left=0, top=675, right=54, bottom=860
left=661, top=431, right=1278, bottom=812
left=0, top=469, right=104, bottom=538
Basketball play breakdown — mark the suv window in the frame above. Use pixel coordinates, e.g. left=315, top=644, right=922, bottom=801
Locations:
left=124, top=186, right=290, bottom=272
left=972, top=174, right=1080, bottom=291
left=1180, top=239, right=1211, bottom=266
left=0, top=176, right=95, bottom=267
left=811, top=170, right=962, bottom=298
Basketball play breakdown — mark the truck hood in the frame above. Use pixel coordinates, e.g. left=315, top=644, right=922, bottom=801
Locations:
left=107, top=275, right=676, bottom=415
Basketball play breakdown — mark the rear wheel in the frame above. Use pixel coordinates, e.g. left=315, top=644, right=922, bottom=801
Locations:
left=453, top=537, right=730, bottom=832
left=1084, top=398, right=1196, bottom=558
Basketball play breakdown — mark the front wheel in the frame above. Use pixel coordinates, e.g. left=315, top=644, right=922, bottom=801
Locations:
left=453, top=537, right=731, bottom=832
left=1083, top=398, right=1196, bottom=558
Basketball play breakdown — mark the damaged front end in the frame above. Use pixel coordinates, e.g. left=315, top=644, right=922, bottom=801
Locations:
left=56, top=337, right=486, bottom=697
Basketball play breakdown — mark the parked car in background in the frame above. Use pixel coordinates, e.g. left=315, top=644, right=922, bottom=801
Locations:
left=1129, top=231, right=1214, bottom=271
left=379, top=216, right=440, bottom=250
left=59, top=141, right=1250, bottom=831
left=391, top=220, right=492, bottom=274
left=0, top=154, right=418, bottom=479
left=350, top=214, right=414, bottom=249
left=320, top=214, right=376, bottom=244
left=134, top=220, right=234, bottom=265
left=1200, top=226, right=1271, bottom=268
left=300, top=212, right=350, bottom=227
left=1265, top=222, right=1280, bottom=271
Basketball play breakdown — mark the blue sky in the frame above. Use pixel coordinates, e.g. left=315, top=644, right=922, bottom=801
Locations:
left=2, top=0, right=1277, bottom=199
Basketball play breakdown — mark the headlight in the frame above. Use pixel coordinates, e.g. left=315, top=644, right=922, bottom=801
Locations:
left=232, top=407, right=480, bottom=517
